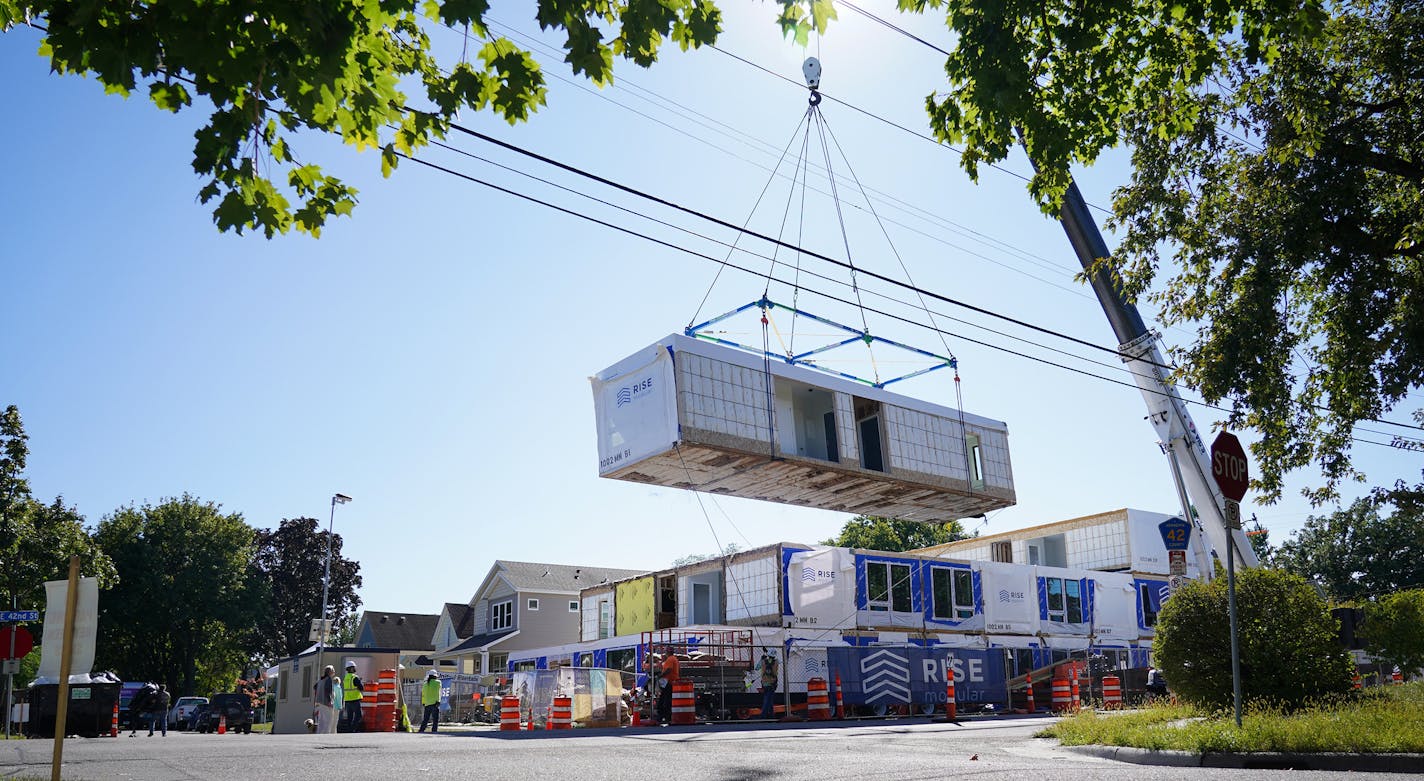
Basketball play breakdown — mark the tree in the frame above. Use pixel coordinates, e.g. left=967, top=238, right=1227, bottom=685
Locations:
left=1275, top=498, right=1424, bottom=602
left=249, top=517, right=362, bottom=664
left=1, top=0, right=721, bottom=237
left=93, top=495, right=259, bottom=696
left=1360, top=589, right=1424, bottom=678
left=794, top=0, right=1422, bottom=507
left=822, top=516, right=968, bottom=552
left=1105, top=2, right=1424, bottom=506
left=0, top=405, right=115, bottom=609
left=1153, top=567, right=1354, bottom=709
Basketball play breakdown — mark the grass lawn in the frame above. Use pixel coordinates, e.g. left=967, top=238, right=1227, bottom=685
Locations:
left=1041, top=683, right=1424, bottom=754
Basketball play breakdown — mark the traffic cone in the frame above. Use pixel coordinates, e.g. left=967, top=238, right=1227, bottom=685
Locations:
left=218, top=713, right=227, bottom=734
left=1025, top=672, right=1036, bottom=714
left=631, top=707, right=641, bottom=727
left=110, top=702, right=119, bottom=737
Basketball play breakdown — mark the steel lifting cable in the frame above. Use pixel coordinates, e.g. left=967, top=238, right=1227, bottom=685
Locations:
left=688, top=110, right=815, bottom=330
left=811, top=82, right=976, bottom=489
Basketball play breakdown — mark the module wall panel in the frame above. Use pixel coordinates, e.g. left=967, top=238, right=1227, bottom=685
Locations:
left=725, top=555, right=780, bottom=624
left=593, top=335, right=1016, bottom=522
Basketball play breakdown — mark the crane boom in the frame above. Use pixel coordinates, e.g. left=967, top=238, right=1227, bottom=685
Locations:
left=1055, top=179, right=1258, bottom=572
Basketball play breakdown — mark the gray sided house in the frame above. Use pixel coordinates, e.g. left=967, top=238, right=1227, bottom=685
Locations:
left=434, top=560, right=646, bottom=674
left=353, top=610, right=440, bottom=680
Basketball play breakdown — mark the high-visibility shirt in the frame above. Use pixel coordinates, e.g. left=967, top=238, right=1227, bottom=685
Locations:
left=343, top=672, right=364, bottom=702
left=660, top=654, right=680, bottom=683
left=422, top=678, right=442, bottom=706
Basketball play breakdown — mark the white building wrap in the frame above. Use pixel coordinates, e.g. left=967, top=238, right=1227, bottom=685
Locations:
left=591, top=343, right=678, bottom=476
left=786, top=548, right=855, bottom=629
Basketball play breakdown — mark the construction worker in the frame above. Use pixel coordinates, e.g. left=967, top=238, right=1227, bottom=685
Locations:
left=418, top=671, right=442, bottom=733
left=757, top=648, right=779, bottom=719
left=656, top=646, right=679, bottom=724
left=341, top=661, right=364, bottom=732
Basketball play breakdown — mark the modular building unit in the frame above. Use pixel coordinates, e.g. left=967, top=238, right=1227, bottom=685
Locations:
left=916, top=508, right=1205, bottom=578
left=591, top=334, right=1015, bottom=522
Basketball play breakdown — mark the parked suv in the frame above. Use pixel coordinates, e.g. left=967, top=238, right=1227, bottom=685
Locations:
left=169, top=696, right=208, bottom=731
left=194, top=693, right=253, bottom=734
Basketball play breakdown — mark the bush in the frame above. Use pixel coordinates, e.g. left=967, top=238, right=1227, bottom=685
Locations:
left=1361, top=589, right=1424, bottom=676
left=1153, top=567, right=1354, bottom=709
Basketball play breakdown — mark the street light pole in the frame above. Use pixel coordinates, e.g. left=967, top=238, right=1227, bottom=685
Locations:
left=314, top=493, right=351, bottom=690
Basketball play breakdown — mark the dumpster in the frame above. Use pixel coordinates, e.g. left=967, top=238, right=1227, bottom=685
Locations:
left=26, top=680, right=122, bottom=738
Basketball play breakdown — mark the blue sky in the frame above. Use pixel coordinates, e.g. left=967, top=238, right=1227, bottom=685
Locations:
left=2, top=0, right=1413, bottom=618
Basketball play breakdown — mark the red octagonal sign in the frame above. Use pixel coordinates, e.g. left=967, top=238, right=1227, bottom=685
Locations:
left=1211, top=431, right=1249, bottom=502
left=0, top=626, right=33, bottom=661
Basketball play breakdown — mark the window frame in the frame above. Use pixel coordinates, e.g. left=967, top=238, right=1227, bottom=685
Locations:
left=491, top=599, right=514, bottom=631
left=1044, top=577, right=1085, bottom=624
left=527, top=598, right=540, bottom=611
left=1140, top=583, right=1159, bottom=627
left=930, top=566, right=975, bottom=621
left=569, top=600, right=579, bottom=613
left=866, top=561, right=913, bottom=613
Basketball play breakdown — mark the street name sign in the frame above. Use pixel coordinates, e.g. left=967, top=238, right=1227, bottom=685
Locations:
left=0, top=610, right=39, bottom=622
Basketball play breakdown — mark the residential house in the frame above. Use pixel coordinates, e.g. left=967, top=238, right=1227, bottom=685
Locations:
left=433, top=560, right=645, bottom=675
left=353, top=610, right=441, bottom=679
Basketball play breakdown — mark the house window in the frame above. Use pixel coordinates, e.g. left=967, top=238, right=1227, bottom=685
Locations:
left=490, top=653, right=508, bottom=673
left=301, top=665, right=312, bottom=701
left=569, top=601, right=579, bottom=612
left=1045, top=577, right=1084, bottom=624
left=527, top=598, right=540, bottom=611
left=491, top=600, right=513, bottom=631
left=1140, top=583, right=1159, bottom=627
left=931, top=567, right=975, bottom=620
left=991, top=541, right=1012, bottom=563
left=866, top=561, right=912, bottom=612
left=966, top=433, right=985, bottom=489
left=278, top=670, right=289, bottom=701
left=598, top=599, right=612, bottom=639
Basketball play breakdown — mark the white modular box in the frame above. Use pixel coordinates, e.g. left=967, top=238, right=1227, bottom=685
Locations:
left=591, top=334, right=1016, bottom=521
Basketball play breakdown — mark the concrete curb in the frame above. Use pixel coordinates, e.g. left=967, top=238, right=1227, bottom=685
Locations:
left=1064, top=744, right=1424, bottom=773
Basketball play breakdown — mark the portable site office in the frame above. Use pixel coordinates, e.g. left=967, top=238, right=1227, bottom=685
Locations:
left=591, top=334, right=1016, bottom=522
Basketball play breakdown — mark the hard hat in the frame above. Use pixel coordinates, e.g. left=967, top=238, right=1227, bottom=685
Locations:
left=427, top=670, right=439, bottom=678
left=345, top=660, right=357, bottom=669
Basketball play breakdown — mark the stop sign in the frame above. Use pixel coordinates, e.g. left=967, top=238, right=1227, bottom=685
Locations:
left=1211, top=431, right=1250, bottom=501
left=0, top=626, right=34, bottom=661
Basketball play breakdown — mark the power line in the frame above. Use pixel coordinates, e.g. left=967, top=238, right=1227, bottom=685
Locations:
left=399, top=144, right=1417, bottom=449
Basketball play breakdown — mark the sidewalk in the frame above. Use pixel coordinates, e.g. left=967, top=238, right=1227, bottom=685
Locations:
left=1065, top=744, right=1424, bottom=773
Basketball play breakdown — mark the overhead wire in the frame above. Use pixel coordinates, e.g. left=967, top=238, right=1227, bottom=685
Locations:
left=397, top=145, right=1414, bottom=449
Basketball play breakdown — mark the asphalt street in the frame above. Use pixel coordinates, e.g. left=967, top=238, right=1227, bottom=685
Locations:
left=2, top=716, right=1416, bottom=780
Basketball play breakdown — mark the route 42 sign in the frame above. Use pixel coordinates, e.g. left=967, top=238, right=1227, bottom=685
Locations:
left=1158, top=518, right=1192, bottom=552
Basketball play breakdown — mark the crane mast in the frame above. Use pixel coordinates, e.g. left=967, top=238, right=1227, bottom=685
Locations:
left=1055, top=179, right=1258, bottom=573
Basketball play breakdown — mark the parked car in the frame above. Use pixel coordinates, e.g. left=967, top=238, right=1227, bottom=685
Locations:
left=193, top=693, right=253, bottom=734
left=169, top=696, right=208, bottom=731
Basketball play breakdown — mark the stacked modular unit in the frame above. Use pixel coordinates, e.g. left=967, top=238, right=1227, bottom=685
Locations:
left=591, top=334, right=1015, bottom=522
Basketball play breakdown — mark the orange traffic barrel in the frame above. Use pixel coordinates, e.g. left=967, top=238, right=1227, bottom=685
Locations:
left=1352, top=673, right=1362, bottom=691
left=806, top=677, right=830, bottom=721
left=1101, top=675, right=1122, bottom=708
left=500, top=695, right=522, bottom=731
left=671, top=681, right=696, bottom=725
left=1051, top=678, right=1072, bottom=712
left=377, top=669, right=397, bottom=702
left=548, top=696, right=572, bottom=729
left=374, top=703, right=395, bottom=732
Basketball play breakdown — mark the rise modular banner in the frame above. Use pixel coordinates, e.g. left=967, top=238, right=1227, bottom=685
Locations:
left=827, top=646, right=1007, bottom=707
left=591, top=344, right=678, bottom=476
left=786, top=548, right=855, bottom=629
